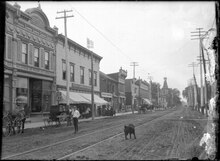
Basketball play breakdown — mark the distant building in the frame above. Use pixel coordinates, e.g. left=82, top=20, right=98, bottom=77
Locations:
left=159, top=77, right=170, bottom=108
left=125, top=78, right=139, bottom=110
left=99, top=71, right=118, bottom=111
left=4, top=2, right=57, bottom=115
left=135, top=79, right=151, bottom=105
left=107, top=67, right=127, bottom=112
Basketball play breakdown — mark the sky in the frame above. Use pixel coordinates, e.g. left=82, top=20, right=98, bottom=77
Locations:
left=8, top=1, right=216, bottom=98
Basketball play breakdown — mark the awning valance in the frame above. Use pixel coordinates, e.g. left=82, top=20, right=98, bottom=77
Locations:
left=59, top=91, right=109, bottom=105
left=143, top=98, right=152, bottom=105
left=79, top=93, right=109, bottom=105
left=59, top=91, right=90, bottom=104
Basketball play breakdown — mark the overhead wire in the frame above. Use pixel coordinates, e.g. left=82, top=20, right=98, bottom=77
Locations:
left=70, top=6, right=133, bottom=62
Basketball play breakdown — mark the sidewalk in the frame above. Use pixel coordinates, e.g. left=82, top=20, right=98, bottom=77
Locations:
left=24, top=111, right=138, bottom=129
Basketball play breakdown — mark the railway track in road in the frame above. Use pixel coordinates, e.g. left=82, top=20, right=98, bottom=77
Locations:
left=2, top=108, right=179, bottom=160
left=61, top=107, right=207, bottom=160
left=58, top=108, right=182, bottom=160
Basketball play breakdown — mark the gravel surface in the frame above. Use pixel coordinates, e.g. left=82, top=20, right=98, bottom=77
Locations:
left=1, top=106, right=207, bottom=160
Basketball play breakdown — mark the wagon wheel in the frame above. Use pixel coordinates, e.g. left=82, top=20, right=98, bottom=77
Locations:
left=14, top=117, right=22, bottom=134
left=2, top=117, right=13, bottom=137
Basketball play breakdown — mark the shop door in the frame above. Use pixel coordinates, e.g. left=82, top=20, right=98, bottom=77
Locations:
left=30, top=79, right=42, bottom=112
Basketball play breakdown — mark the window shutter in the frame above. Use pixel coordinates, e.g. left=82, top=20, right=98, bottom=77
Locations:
left=28, top=44, right=33, bottom=65
left=7, top=36, right=12, bottom=60
left=17, top=40, right=22, bottom=62
left=40, top=48, right=45, bottom=68
left=49, top=51, right=52, bottom=71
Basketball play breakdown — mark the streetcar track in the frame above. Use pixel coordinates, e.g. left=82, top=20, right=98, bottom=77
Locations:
left=2, top=109, right=176, bottom=160
left=167, top=113, right=183, bottom=159
left=58, top=109, right=180, bottom=160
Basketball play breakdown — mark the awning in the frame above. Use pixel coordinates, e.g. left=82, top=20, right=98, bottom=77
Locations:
left=59, top=91, right=90, bottom=104
left=79, top=93, right=109, bottom=105
left=143, top=98, right=152, bottom=105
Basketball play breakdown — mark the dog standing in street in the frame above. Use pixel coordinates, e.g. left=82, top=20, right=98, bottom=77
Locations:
left=124, top=124, right=136, bottom=140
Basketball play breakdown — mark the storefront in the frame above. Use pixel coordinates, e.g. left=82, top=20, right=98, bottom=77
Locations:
left=3, top=74, right=12, bottom=112
left=14, top=77, right=53, bottom=115
left=29, top=78, right=53, bottom=113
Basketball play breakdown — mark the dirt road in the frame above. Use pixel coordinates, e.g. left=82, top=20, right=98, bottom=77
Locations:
left=1, top=106, right=207, bottom=160
left=62, top=106, right=207, bottom=160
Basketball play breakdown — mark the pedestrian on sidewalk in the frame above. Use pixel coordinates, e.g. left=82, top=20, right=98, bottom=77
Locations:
left=71, top=106, right=80, bottom=133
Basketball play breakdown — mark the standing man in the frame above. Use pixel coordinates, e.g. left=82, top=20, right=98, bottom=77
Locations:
left=71, top=106, right=80, bottom=133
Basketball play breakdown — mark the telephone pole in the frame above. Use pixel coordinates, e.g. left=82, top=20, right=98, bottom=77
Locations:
left=130, top=62, right=138, bottom=79
left=87, top=38, right=95, bottom=120
left=148, top=73, right=153, bottom=103
left=197, top=55, right=209, bottom=116
left=188, top=62, right=198, bottom=75
left=188, top=62, right=198, bottom=110
left=190, top=28, right=207, bottom=113
left=56, top=10, right=73, bottom=109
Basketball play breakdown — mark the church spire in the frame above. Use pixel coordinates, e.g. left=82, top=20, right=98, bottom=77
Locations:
left=163, top=77, right=168, bottom=89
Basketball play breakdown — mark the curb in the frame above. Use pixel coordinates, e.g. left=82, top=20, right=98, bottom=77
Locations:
left=24, top=111, right=138, bottom=129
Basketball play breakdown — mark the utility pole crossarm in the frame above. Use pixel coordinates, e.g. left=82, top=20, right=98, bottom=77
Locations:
left=56, top=15, right=74, bottom=19
left=57, top=10, right=73, bottom=13
left=130, top=62, right=139, bottom=79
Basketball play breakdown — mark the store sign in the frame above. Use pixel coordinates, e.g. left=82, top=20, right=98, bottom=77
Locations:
left=101, top=92, right=112, bottom=98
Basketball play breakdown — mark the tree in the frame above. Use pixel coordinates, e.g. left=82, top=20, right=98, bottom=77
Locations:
left=171, top=88, right=181, bottom=106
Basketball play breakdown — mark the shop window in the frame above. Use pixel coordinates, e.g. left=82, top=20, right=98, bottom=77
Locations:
left=34, top=47, right=39, bottom=67
left=16, top=77, right=29, bottom=114
left=4, top=75, right=11, bottom=112
left=45, top=51, right=49, bottom=70
left=22, top=43, right=28, bottom=64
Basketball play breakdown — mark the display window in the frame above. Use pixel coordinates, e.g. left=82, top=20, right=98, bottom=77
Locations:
left=16, top=77, right=29, bottom=115
left=4, top=74, right=12, bottom=112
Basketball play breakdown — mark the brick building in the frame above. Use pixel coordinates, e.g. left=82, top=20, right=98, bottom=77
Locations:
left=99, top=71, right=118, bottom=111
left=107, top=68, right=127, bottom=112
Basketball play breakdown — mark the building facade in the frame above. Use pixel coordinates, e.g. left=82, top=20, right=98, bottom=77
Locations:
left=4, top=3, right=57, bottom=115
left=135, top=79, right=151, bottom=105
left=99, top=71, right=118, bottom=111
left=125, top=78, right=139, bottom=110
left=55, top=33, right=107, bottom=116
left=107, top=68, right=127, bottom=112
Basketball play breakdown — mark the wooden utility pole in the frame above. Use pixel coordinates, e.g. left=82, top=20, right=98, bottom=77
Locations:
left=87, top=38, right=95, bottom=120
left=190, top=28, right=207, bottom=113
left=188, top=62, right=198, bottom=110
left=197, top=55, right=210, bottom=116
left=130, top=62, right=138, bottom=79
left=148, top=73, right=153, bottom=103
left=56, top=10, right=73, bottom=109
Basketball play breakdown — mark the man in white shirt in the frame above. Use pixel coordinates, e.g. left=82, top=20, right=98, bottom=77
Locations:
left=71, top=106, right=80, bottom=133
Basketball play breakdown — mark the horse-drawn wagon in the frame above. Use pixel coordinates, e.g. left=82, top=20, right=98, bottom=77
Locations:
left=43, top=105, right=72, bottom=127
